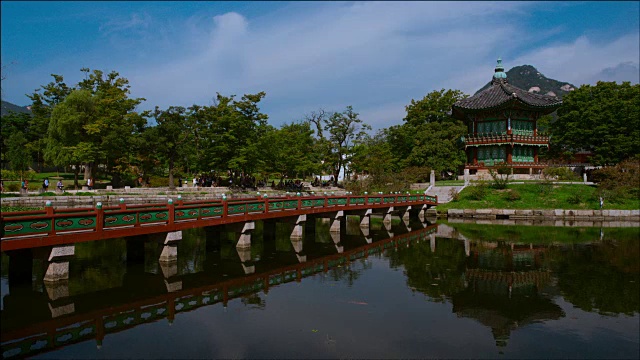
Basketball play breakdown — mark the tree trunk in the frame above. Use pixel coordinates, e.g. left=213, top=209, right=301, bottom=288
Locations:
left=74, top=164, right=80, bottom=189
left=168, top=156, right=175, bottom=190
left=83, top=162, right=93, bottom=182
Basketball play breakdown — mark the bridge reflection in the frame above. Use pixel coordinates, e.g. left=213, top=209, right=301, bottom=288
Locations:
left=1, top=216, right=437, bottom=359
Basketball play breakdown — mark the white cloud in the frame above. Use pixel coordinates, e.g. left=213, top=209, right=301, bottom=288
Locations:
left=4, top=1, right=639, bottom=132
left=510, top=33, right=640, bottom=87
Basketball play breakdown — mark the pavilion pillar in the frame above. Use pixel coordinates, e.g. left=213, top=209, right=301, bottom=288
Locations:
left=473, top=148, right=478, bottom=165
left=534, top=147, right=539, bottom=163
left=507, top=145, right=513, bottom=164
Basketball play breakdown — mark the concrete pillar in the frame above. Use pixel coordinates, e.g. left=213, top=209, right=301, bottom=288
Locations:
left=290, top=237, right=307, bottom=263
left=464, top=169, right=470, bottom=186
left=360, top=209, right=372, bottom=228
left=330, top=231, right=343, bottom=253
left=583, top=173, right=588, bottom=183
left=330, top=211, right=343, bottom=233
left=291, top=215, right=306, bottom=240
left=44, top=245, right=75, bottom=283
left=159, top=231, right=182, bottom=263
left=159, top=260, right=182, bottom=292
left=430, top=233, right=436, bottom=253
left=418, top=205, right=427, bottom=223
left=236, top=221, right=255, bottom=249
left=464, top=239, right=470, bottom=257
left=383, top=207, right=394, bottom=227
left=430, top=170, right=436, bottom=188
left=237, top=247, right=255, bottom=274
left=402, top=216, right=411, bottom=232
left=402, top=206, right=411, bottom=222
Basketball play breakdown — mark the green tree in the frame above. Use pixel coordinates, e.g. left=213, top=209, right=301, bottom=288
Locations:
left=388, top=89, right=468, bottom=176
left=551, top=81, right=640, bottom=165
left=0, top=112, right=31, bottom=169
left=323, top=106, right=371, bottom=182
left=260, top=121, right=317, bottom=179
left=191, top=92, right=269, bottom=177
left=45, top=89, right=99, bottom=188
left=149, top=106, right=194, bottom=189
left=27, top=74, right=73, bottom=172
left=5, top=132, right=31, bottom=180
left=75, top=68, right=147, bottom=184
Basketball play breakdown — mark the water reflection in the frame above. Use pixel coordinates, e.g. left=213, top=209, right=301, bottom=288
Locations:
left=1, top=218, right=638, bottom=359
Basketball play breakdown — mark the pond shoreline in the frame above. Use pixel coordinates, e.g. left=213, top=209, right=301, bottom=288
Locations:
left=431, top=208, right=640, bottom=223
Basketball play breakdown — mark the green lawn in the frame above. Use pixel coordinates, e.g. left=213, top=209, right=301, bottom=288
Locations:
left=436, top=183, right=639, bottom=210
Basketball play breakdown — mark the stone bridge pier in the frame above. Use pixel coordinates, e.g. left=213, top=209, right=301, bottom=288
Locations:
left=41, top=245, right=76, bottom=317
left=158, top=231, right=183, bottom=292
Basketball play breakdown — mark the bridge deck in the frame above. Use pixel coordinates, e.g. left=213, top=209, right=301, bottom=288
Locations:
left=1, top=194, right=437, bottom=251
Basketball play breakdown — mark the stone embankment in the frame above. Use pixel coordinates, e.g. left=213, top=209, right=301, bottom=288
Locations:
left=435, top=208, right=639, bottom=222
left=0, top=185, right=346, bottom=208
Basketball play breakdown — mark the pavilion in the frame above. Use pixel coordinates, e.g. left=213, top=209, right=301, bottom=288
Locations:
left=451, top=59, right=563, bottom=176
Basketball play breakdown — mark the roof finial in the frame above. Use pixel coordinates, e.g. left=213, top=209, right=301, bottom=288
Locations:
left=493, top=57, right=507, bottom=80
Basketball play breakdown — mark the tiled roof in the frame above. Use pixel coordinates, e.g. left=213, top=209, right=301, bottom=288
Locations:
left=453, top=78, right=562, bottom=112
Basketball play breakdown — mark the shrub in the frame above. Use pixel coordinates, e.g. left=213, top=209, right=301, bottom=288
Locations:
left=39, top=192, right=58, bottom=197
left=147, top=175, right=169, bottom=187
left=543, top=167, right=579, bottom=181
left=1, top=169, right=19, bottom=180
left=5, top=182, right=20, bottom=192
left=567, top=193, right=582, bottom=205
left=467, top=183, right=487, bottom=200
left=537, top=180, right=553, bottom=196
left=505, top=189, right=521, bottom=201
left=489, top=163, right=511, bottom=189
left=592, top=158, right=640, bottom=201
left=448, top=187, right=460, bottom=202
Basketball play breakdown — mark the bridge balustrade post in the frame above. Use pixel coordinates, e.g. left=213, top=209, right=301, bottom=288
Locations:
left=95, top=204, right=104, bottom=233
left=168, top=202, right=175, bottom=226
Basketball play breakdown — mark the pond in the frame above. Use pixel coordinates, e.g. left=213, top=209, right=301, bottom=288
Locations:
left=1, top=217, right=638, bottom=359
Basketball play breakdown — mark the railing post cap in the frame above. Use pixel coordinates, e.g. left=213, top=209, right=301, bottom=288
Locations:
left=168, top=198, right=173, bottom=204
left=45, top=200, right=52, bottom=207
left=119, top=198, right=125, bottom=203
left=177, top=195, right=182, bottom=200
left=96, top=202, right=103, bottom=209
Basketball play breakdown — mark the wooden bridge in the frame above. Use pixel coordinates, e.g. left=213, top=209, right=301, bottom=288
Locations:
left=0, top=193, right=437, bottom=252
left=1, top=224, right=438, bottom=359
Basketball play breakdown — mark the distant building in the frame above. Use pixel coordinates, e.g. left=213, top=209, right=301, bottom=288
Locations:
left=451, top=59, right=562, bottom=176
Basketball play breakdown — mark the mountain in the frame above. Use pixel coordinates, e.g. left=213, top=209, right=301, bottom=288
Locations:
left=1, top=100, right=32, bottom=117
left=476, top=65, right=576, bottom=98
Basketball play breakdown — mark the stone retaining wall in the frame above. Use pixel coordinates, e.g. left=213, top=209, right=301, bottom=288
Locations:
left=444, top=208, right=640, bottom=222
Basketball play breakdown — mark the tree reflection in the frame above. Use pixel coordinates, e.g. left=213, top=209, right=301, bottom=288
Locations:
left=387, top=238, right=467, bottom=302
left=548, top=238, right=640, bottom=316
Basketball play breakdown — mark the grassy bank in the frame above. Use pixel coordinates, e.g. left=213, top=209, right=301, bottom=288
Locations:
left=436, top=183, right=639, bottom=211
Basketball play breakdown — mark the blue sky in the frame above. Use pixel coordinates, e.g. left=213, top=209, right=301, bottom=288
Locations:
left=2, top=1, right=639, bottom=129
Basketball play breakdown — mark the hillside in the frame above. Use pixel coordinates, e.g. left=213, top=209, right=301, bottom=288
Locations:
left=1, top=100, right=32, bottom=117
left=476, top=65, right=576, bottom=98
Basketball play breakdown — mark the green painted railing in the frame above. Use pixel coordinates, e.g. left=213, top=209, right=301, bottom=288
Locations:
left=1, top=194, right=437, bottom=243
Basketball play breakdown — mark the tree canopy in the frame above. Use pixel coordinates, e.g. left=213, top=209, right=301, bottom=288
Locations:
left=551, top=81, right=640, bottom=166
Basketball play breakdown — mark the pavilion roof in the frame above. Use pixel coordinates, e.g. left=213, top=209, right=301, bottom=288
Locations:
left=451, top=59, right=563, bottom=119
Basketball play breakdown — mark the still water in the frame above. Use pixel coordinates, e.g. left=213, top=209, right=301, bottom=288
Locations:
left=1, top=217, right=639, bottom=359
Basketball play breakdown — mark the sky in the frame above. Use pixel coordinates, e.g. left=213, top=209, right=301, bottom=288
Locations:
left=2, top=1, right=639, bottom=130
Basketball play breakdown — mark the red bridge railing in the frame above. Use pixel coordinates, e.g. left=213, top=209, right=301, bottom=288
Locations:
left=1, top=194, right=437, bottom=251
